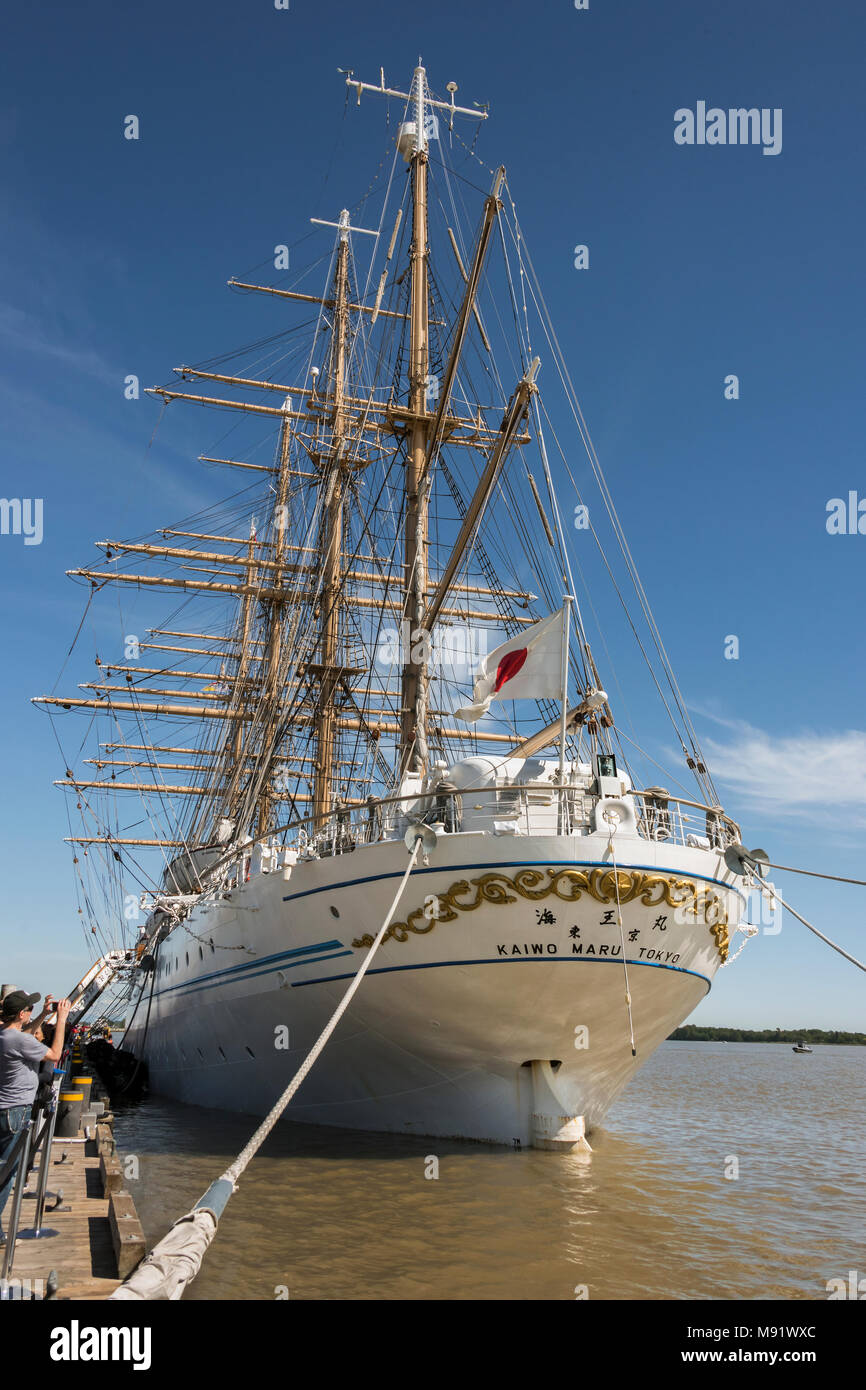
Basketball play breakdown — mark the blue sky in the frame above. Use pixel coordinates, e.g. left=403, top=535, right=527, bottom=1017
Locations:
left=1, top=0, right=865, bottom=1028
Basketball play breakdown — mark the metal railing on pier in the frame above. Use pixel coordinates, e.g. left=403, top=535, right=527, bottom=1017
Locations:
left=0, top=1059, right=68, bottom=1291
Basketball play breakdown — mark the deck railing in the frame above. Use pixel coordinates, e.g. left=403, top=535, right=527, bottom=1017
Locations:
left=198, top=785, right=740, bottom=894
left=136, top=787, right=743, bottom=933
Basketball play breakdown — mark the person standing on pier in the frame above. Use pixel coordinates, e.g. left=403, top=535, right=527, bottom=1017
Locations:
left=0, top=991, right=70, bottom=1245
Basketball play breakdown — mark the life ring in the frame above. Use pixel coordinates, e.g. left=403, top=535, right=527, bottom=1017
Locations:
left=593, top=797, right=639, bottom=836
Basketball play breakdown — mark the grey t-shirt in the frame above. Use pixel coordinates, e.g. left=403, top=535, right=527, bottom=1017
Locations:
left=0, top=1026, right=48, bottom=1107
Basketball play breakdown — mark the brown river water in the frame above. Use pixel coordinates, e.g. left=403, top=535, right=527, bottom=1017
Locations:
left=110, top=1042, right=865, bottom=1301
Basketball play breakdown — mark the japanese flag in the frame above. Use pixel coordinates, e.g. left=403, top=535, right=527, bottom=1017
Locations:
left=454, top=608, right=565, bottom=722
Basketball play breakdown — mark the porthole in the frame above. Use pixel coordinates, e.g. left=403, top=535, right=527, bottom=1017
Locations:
left=199, top=947, right=203, bottom=960
left=210, top=939, right=215, bottom=953
left=185, top=952, right=189, bottom=966
left=217, top=1045, right=226, bottom=1060
left=330, top=905, right=340, bottom=918
left=245, top=1046, right=255, bottom=1059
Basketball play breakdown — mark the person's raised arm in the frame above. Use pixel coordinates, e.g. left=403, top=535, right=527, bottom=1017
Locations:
left=43, top=999, right=70, bottom=1063
left=24, top=994, right=55, bottom=1035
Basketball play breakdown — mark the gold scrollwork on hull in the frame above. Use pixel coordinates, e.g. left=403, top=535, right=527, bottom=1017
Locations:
left=351, top=867, right=731, bottom=962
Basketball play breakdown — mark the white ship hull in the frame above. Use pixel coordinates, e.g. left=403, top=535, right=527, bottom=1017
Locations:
left=126, top=829, right=745, bottom=1147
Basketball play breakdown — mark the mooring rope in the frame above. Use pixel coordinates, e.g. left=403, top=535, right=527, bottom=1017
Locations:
left=222, top=837, right=423, bottom=1185
left=110, top=835, right=426, bottom=1299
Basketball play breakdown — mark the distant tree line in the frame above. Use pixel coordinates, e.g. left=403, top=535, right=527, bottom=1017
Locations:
left=667, top=1025, right=866, bottom=1045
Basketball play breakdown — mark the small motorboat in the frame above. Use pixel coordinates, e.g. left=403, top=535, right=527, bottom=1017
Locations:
left=792, top=1041, right=813, bottom=1054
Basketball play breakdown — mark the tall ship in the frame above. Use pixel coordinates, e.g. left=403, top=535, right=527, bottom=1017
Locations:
left=35, top=65, right=755, bottom=1150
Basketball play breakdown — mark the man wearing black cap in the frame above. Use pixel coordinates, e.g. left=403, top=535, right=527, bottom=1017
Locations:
left=0, top=991, right=70, bottom=1244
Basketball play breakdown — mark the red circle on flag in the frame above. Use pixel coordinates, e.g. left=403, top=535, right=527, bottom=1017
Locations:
left=493, top=648, right=528, bottom=693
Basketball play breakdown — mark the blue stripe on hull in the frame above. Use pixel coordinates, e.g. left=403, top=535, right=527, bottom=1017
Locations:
left=150, top=952, right=712, bottom=1003
left=291, top=955, right=712, bottom=989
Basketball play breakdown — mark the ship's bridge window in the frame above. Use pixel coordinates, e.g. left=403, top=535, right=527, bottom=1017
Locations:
left=597, top=754, right=617, bottom=779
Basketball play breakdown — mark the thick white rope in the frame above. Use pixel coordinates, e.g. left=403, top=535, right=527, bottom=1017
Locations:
left=221, top=838, right=423, bottom=1186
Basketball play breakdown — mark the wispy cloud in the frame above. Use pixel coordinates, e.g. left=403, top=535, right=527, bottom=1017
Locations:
left=698, top=712, right=866, bottom=826
left=0, top=301, right=119, bottom=387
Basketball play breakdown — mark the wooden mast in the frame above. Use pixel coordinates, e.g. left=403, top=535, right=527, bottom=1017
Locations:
left=255, top=400, right=293, bottom=835
left=401, top=64, right=432, bottom=781
left=338, top=63, right=491, bottom=785
left=312, top=212, right=351, bottom=827
left=38, top=66, right=499, bottom=865
left=233, top=521, right=258, bottom=767
left=204, top=518, right=261, bottom=841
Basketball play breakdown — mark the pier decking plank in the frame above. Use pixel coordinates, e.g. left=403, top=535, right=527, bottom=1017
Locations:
left=5, top=1079, right=144, bottom=1301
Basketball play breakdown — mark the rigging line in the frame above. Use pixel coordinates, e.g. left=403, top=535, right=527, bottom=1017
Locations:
left=752, top=878, right=866, bottom=974
left=757, top=861, right=866, bottom=889
left=497, top=206, right=602, bottom=643
left=554, top=503, right=641, bottom=761
left=494, top=195, right=591, bottom=686
left=606, top=826, right=636, bottom=1055
left=501, top=177, right=535, bottom=382
left=353, top=130, right=404, bottom=312
left=436, top=461, right=565, bottom=737
left=537, top=397, right=700, bottom=777
left=230, top=234, right=331, bottom=286
left=428, top=243, right=569, bottom=700
left=610, top=728, right=698, bottom=803
left=525, top=276, right=717, bottom=800
left=116, top=944, right=161, bottom=1098
left=339, top=483, right=405, bottom=783
left=494, top=202, right=528, bottom=376
left=232, top=480, right=327, bottom=829
left=46, top=715, right=96, bottom=918
left=49, top=588, right=95, bottom=697
left=118, top=966, right=152, bottom=1050
left=427, top=151, right=491, bottom=195
left=529, top=402, right=593, bottom=685
left=448, top=119, right=496, bottom=177
left=110, top=575, right=194, bottom=853
left=145, top=400, right=168, bottom=452
left=190, top=316, right=323, bottom=372
left=90, top=677, right=192, bottom=880
left=501, top=208, right=717, bottom=795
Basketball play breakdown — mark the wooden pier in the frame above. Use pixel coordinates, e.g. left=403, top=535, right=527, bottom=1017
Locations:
left=3, top=1066, right=146, bottom=1301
